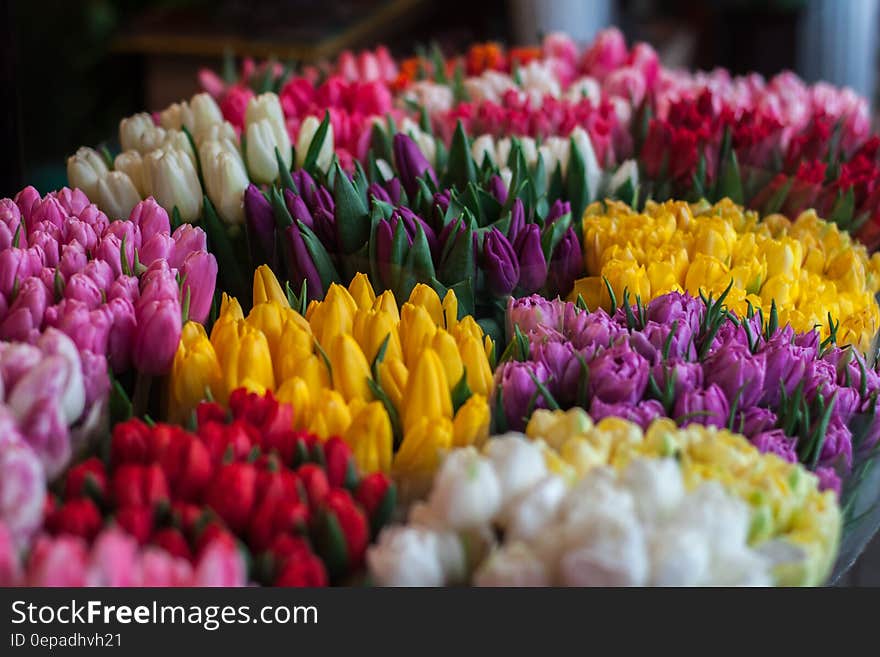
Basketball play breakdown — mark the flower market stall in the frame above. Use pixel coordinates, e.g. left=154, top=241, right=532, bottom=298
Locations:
left=3, top=27, right=880, bottom=587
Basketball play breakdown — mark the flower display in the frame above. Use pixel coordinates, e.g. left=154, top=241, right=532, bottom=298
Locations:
left=368, top=426, right=838, bottom=586
left=569, top=198, right=880, bottom=351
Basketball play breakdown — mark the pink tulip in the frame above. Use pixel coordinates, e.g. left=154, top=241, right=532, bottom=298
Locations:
left=180, top=251, right=218, bottom=324
left=0, top=433, right=46, bottom=550
left=105, top=218, right=142, bottom=251
left=133, top=298, right=182, bottom=375
left=45, top=299, right=111, bottom=355
left=0, top=198, right=22, bottom=251
left=129, top=197, right=170, bottom=244
left=105, top=297, right=136, bottom=372
left=85, top=528, right=141, bottom=586
left=78, top=349, right=110, bottom=410
left=14, top=186, right=41, bottom=224
left=25, top=533, right=89, bottom=586
left=139, top=231, right=174, bottom=267
left=0, top=247, right=42, bottom=297
left=0, top=522, right=22, bottom=586
left=82, top=259, right=115, bottom=292
left=19, top=397, right=72, bottom=479
left=0, top=278, right=48, bottom=342
left=192, top=538, right=247, bottom=586
left=580, top=27, right=629, bottom=80
left=29, top=195, right=67, bottom=232
left=76, top=204, right=110, bottom=237
left=64, top=272, right=103, bottom=309
left=169, top=224, right=207, bottom=268
left=138, top=549, right=195, bottom=586
left=140, top=261, right=180, bottom=305
left=64, top=218, right=99, bottom=253
left=107, top=274, right=140, bottom=306
left=58, top=243, right=89, bottom=279
left=0, top=342, right=43, bottom=390
left=53, top=187, right=91, bottom=216
left=95, top=234, right=134, bottom=278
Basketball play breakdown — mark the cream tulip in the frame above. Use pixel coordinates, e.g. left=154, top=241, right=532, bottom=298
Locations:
left=200, top=140, right=248, bottom=225
left=96, top=171, right=141, bottom=220
left=119, top=113, right=167, bottom=154
left=66, top=147, right=108, bottom=199
left=295, top=115, right=335, bottom=172
left=143, top=148, right=203, bottom=222
left=114, top=151, right=146, bottom=197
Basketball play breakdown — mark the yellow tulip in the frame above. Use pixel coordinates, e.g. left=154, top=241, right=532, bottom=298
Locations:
left=402, top=348, right=451, bottom=433
left=684, top=253, right=730, bottom=298
left=372, top=290, right=400, bottom=323
left=377, top=357, right=408, bottom=410
left=348, top=272, right=377, bottom=310
left=600, top=259, right=651, bottom=310
left=253, top=264, right=288, bottom=305
left=276, top=377, right=312, bottom=429
left=450, top=314, right=483, bottom=344
left=399, top=303, right=437, bottom=366
left=309, top=283, right=357, bottom=346
left=452, top=394, right=490, bottom=447
left=275, top=320, right=317, bottom=382
left=328, top=333, right=373, bottom=403
left=568, top=276, right=604, bottom=310
left=169, top=321, right=222, bottom=422
left=246, top=301, right=300, bottom=362
left=393, top=416, right=453, bottom=496
left=458, top=333, right=493, bottom=397
left=408, top=283, right=444, bottom=326
left=343, top=402, right=393, bottom=474
left=352, top=307, right=403, bottom=364
left=218, top=292, right=244, bottom=322
left=308, top=388, right=353, bottom=438
left=431, top=329, right=464, bottom=389
left=216, top=322, right=275, bottom=402
left=442, top=290, right=458, bottom=331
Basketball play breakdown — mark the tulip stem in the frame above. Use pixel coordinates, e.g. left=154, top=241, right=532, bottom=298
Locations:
left=133, top=372, right=153, bottom=418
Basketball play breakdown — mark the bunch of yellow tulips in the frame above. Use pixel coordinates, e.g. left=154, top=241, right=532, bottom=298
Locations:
left=170, top=266, right=494, bottom=498
left=571, top=198, right=880, bottom=352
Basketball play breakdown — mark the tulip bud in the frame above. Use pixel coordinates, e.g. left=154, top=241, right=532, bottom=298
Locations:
left=399, top=304, right=437, bottom=366
left=314, top=488, right=370, bottom=577
left=143, top=148, right=203, bottom=222
left=179, top=251, right=218, bottom=324
left=483, top=228, right=520, bottom=296
left=253, top=264, right=287, bottom=306
left=244, top=184, right=276, bottom=269
left=343, top=401, right=393, bottom=475
left=119, top=113, right=166, bottom=154
left=169, top=223, right=208, bottom=269
left=348, top=272, right=377, bottom=310
left=431, top=329, right=464, bottom=390
left=514, top=223, right=548, bottom=294
left=407, top=284, right=444, bottom=326
left=402, top=348, right=452, bottom=433
left=200, top=139, right=248, bottom=225
left=66, top=147, right=109, bottom=199
left=309, top=284, right=357, bottom=347
left=458, top=333, right=493, bottom=397
left=377, top=357, right=408, bottom=410
left=133, top=298, right=182, bottom=376
left=393, top=416, right=453, bottom=496
left=295, top=115, right=335, bottom=173
left=392, top=133, right=437, bottom=200
left=245, top=93, right=292, bottom=183
left=114, top=151, right=147, bottom=197
left=471, top=134, right=497, bottom=167
left=96, top=171, right=141, bottom=220
left=329, top=334, right=373, bottom=403
left=188, top=92, right=224, bottom=140
left=452, top=394, right=490, bottom=447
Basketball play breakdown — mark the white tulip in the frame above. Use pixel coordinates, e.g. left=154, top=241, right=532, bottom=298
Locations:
left=246, top=120, right=284, bottom=184
left=427, top=447, right=502, bottom=530
left=374, top=158, right=394, bottom=182
left=622, top=457, right=684, bottom=525
left=539, top=136, right=570, bottom=178
left=188, top=92, right=224, bottom=139
left=504, top=475, right=566, bottom=542
left=482, top=434, right=547, bottom=509
left=294, top=115, right=334, bottom=173
left=119, top=113, right=166, bottom=154
left=96, top=171, right=141, bottom=220
left=198, top=120, right=238, bottom=146
left=565, top=76, right=601, bottom=104
left=161, top=130, right=196, bottom=167
left=474, top=543, right=549, bottom=587
left=159, top=100, right=189, bottom=131
left=605, top=159, right=639, bottom=198
left=66, top=147, right=108, bottom=199
left=200, top=139, right=248, bottom=225
left=367, top=526, right=465, bottom=587
left=471, top=134, right=496, bottom=167
left=570, top=126, right=603, bottom=198
left=143, top=148, right=203, bottom=222
left=114, top=150, right=146, bottom=197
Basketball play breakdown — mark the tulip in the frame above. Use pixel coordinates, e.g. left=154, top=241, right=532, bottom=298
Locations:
left=188, top=92, right=224, bottom=140
left=44, top=299, right=111, bottom=355
left=673, top=384, right=730, bottom=428
left=180, top=251, right=218, bottom=324
left=139, top=260, right=179, bottom=305
left=452, top=394, right=490, bottom=447
left=588, top=341, right=650, bottom=405
left=548, top=227, right=582, bottom=297
left=105, top=297, right=137, bottom=373
left=215, top=322, right=274, bottom=400
left=307, top=389, right=353, bottom=439
left=14, top=186, right=41, bottom=224
left=284, top=189, right=314, bottom=228
left=114, top=151, right=147, bottom=197
left=309, top=283, right=356, bottom=347
left=283, top=224, right=324, bottom=300
left=252, top=264, right=286, bottom=306
left=66, top=147, right=109, bottom=199
left=377, top=357, right=408, bottom=410
left=0, top=437, right=46, bottom=550
left=498, top=361, right=551, bottom=431
left=399, top=304, right=437, bottom=366
left=343, top=401, right=393, bottom=474
left=129, top=197, right=171, bottom=243
left=169, top=223, right=208, bottom=269
left=244, top=184, right=276, bottom=268
left=245, top=96, right=292, bottom=184
left=107, top=273, right=139, bottom=305
left=295, top=115, right=335, bottom=173
left=349, top=272, right=377, bottom=310
left=64, top=272, right=102, bottom=309
left=402, top=348, right=452, bottom=433
left=0, top=247, right=42, bottom=297
left=0, top=198, right=22, bottom=251
left=170, top=322, right=222, bottom=422
left=200, top=139, right=248, bottom=224
left=329, top=333, right=373, bottom=403
left=514, top=224, right=548, bottom=294
left=139, top=231, right=174, bottom=266
left=393, top=416, right=453, bottom=493
left=133, top=298, right=182, bottom=375
left=458, top=333, right=493, bottom=397
left=483, top=228, right=520, bottom=296
left=393, top=133, right=437, bottom=198
left=352, top=307, right=402, bottom=364
left=143, top=148, right=203, bottom=222
left=119, top=113, right=167, bottom=153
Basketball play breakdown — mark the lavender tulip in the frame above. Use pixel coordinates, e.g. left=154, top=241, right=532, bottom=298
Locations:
left=590, top=398, right=664, bottom=430
left=703, top=342, right=766, bottom=408
left=818, top=416, right=853, bottom=472
left=514, top=224, right=547, bottom=294
left=751, top=429, right=797, bottom=463
left=498, top=360, right=551, bottom=432
left=483, top=228, right=519, bottom=296
left=589, top=341, right=649, bottom=405
left=507, top=295, right=563, bottom=337
left=651, top=358, right=703, bottom=399
left=673, top=384, right=729, bottom=428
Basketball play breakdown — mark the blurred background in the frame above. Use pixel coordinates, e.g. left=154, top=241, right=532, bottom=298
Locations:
left=2, top=0, right=880, bottom=584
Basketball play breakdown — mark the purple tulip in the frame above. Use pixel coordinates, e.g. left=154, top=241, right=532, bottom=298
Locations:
left=180, top=251, right=218, bottom=324
left=81, top=259, right=115, bottom=293
left=129, top=198, right=171, bottom=244
left=703, top=342, right=766, bottom=408
left=733, top=406, right=777, bottom=438
left=507, top=199, right=525, bottom=245
left=645, top=291, right=703, bottom=335
left=513, top=224, right=547, bottom=294
left=0, top=294, right=7, bottom=324
left=368, top=182, right=392, bottom=204
left=133, top=298, right=182, bottom=375
left=570, top=308, right=625, bottom=353
left=651, top=358, right=703, bottom=399
left=64, top=273, right=103, bottom=309
left=760, top=333, right=810, bottom=406
left=283, top=224, right=323, bottom=300
left=139, top=232, right=174, bottom=267
left=818, top=416, right=853, bottom=472
left=673, top=384, right=729, bottom=428
left=507, top=295, right=563, bottom=337
left=292, top=169, right=318, bottom=206
left=590, top=398, right=664, bottom=430
left=836, top=350, right=880, bottom=399
left=244, top=184, right=276, bottom=269
left=589, top=340, right=649, bottom=405
left=498, top=360, right=551, bottom=431
left=54, top=187, right=90, bottom=217
left=532, top=339, right=581, bottom=404
left=105, top=297, right=137, bottom=373
left=547, top=227, right=582, bottom=298
left=14, top=186, right=41, bottom=224
left=750, top=429, right=797, bottom=463
left=58, top=244, right=87, bottom=280
left=814, top=466, right=841, bottom=495
left=483, top=228, right=519, bottom=296
left=375, top=219, right=398, bottom=290
left=0, top=278, right=48, bottom=342
left=546, top=200, right=571, bottom=225
left=63, top=219, right=98, bottom=254
left=832, top=387, right=861, bottom=424
left=489, top=175, right=508, bottom=205
left=169, top=224, right=208, bottom=270
left=393, top=133, right=437, bottom=198
left=434, top=190, right=452, bottom=214
left=284, top=189, right=314, bottom=230
left=0, top=198, right=22, bottom=251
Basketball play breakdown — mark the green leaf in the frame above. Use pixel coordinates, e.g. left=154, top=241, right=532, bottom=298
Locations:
left=297, top=220, right=341, bottom=292
left=451, top=370, right=472, bottom=413
left=439, top=217, right=475, bottom=286
left=269, top=186, right=294, bottom=229
left=445, top=121, right=477, bottom=190
left=762, top=177, right=794, bottom=216
left=716, top=144, right=744, bottom=205
left=401, top=223, right=436, bottom=300
left=275, top=147, right=295, bottom=192
left=540, top=211, right=572, bottom=263
left=367, top=378, right=403, bottom=451
left=203, top=196, right=249, bottom=306
left=333, top=163, right=370, bottom=254
left=829, top=186, right=856, bottom=227
left=302, top=111, right=331, bottom=175
left=565, top=135, right=590, bottom=224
